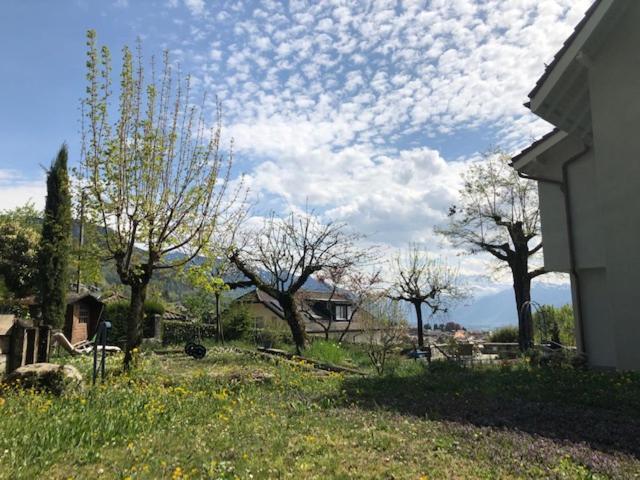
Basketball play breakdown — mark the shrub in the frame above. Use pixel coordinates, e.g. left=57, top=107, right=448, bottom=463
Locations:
left=162, top=320, right=217, bottom=346
left=103, top=299, right=167, bottom=345
left=220, top=302, right=252, bottom=341
left=489, top=326, right=518, bottom=343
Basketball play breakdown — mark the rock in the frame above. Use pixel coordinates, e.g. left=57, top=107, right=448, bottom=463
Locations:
left=2, top=363, right=84, bottom=394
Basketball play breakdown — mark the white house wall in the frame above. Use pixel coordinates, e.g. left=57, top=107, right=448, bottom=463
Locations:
left=587, top=2, right=640, bottom=370
left=537, top=181, right=570, bottom=272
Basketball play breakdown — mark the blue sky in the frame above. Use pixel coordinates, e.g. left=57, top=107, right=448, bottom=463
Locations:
left=0, top=0, right=591, bottom=295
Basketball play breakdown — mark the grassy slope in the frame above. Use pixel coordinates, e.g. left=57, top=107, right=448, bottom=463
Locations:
left=0, top=348, right=639, bottom=479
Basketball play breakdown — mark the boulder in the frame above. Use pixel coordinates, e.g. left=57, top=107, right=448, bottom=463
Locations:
left=2, top=363, right=84, bottom=394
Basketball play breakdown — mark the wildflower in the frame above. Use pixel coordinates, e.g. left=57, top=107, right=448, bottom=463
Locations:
left=172, top=466, right=183, bottom=479
left=0, top=397, right=5, bottom=407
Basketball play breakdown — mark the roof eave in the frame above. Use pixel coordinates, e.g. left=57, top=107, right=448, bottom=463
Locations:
left=511, top=130, right=568, bottom=172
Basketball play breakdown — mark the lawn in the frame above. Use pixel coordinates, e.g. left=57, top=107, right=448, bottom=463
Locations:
left=0, top=345, right=639, bottom=479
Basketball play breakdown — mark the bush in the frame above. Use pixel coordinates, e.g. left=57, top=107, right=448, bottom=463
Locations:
left=489, top=326, right=518, bottom=343
left=220, top=302, right=252, bottom=341
left=103, top=299, right=167, bottom=345
left=162, top=320, right=217, bottom=346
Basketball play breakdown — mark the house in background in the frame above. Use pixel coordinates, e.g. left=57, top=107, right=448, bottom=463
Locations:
left=511, top=0, right=640, bottom=369
left=232, top=287, right=371, bottom=342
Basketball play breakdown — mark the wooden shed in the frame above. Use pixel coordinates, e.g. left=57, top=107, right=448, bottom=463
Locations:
left=0, top=314, right=51, bottom=376
left=64, top=293, right=105, bottom=344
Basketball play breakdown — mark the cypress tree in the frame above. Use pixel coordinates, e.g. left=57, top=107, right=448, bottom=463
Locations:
left=38, top=145, right=72, bottom=328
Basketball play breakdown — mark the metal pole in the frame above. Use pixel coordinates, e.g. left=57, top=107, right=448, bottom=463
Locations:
left=92, top=326, right=98, bottom=385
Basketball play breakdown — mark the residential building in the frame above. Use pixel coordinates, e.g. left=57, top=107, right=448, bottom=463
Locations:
left=232, top=287, right=372, bottom=342
left=511, top=0, right=640, bottom=369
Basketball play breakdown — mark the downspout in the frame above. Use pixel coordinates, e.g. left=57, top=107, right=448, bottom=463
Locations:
left=517, top=144, right=590, bottom=356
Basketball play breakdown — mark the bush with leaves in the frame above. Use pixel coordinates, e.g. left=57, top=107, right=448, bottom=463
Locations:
left=220, top=302, right=252, bottom=341
left=104, top=300, right=166, bottom=345
left=489, top=326, right=519, bottom=343
left=162, top=320, right=217, bottom=346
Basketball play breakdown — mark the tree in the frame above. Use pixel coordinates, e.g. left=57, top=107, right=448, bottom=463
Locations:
left=533, top=304, right=575, bottom=346
left=362, top=299, right=408, bottom=375
left=438, top=152, right=546, bottom=351
left=390, top=244, right=463, bottom=349
left=230, top=211, right=365, bottom=352
left=81, top=31, right=241, bottom=366
left=183, top=256, right=232, bottom=343
left=0, top=204, right=41, bottom=301
left=302, top=266, right=383, bottom=341
left=38, top=145, right=72, bottom=329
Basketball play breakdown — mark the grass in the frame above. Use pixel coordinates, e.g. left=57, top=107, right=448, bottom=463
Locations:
left=0, top=346, right=639, bottom=479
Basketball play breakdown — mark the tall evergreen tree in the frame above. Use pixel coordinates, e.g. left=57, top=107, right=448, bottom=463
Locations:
left=38, top=145, right=72, bottom=328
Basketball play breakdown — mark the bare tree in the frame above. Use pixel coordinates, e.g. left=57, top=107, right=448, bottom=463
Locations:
left=362, top=299, right=408, bottom=375
left=229, top=210, right=365, bottom=352
left=302, top=266, right=383, bottom=341
left=81, top=31, right=243, bottom=366
left=390, top=244, right=464, bottom=349
left=437, top=152, right=546, bottom=351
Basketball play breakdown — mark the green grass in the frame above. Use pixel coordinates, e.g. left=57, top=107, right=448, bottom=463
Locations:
left=0, top=348, right=639, bottom=479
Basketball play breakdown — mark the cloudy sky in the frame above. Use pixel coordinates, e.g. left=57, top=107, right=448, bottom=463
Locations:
left=0, top=0, right=591, bottom=295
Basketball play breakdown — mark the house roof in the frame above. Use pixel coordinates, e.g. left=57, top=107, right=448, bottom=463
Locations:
left=525, top=0, right=628, bottom=137
left=528, top=0, right=603, bottom=100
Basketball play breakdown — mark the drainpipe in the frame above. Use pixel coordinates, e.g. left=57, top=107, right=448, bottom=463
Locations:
left=516, top=145, right=590, bottom=356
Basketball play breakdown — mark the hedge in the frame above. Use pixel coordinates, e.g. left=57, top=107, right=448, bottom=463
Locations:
left=162, top=320, right=217, bottom=346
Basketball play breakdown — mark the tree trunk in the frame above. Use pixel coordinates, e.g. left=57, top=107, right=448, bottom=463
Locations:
left=414, top=301, right=425, bottom=349
left=124, top=281, right=148, bottom=368
left=512, top=267, right=533, bottom=351
left=280, top=294, right=307, bottom=353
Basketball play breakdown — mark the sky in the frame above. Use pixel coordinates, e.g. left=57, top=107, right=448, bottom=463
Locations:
left=0, top=0, right=592, bottom=298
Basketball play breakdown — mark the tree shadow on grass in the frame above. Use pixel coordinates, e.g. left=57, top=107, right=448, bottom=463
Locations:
left=340, top=362, right=640, bottom=459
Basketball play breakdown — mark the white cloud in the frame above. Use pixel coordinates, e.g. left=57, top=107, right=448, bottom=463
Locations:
left=0, top=171, right=46, bottom=211
left=184, top=0, right=205, bottom=16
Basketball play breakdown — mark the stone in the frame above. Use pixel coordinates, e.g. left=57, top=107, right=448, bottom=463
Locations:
left=2, top=363, right=84, bottom=394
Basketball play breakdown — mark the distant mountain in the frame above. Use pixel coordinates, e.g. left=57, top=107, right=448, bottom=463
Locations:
left=415, top=283, right=573, bottom=331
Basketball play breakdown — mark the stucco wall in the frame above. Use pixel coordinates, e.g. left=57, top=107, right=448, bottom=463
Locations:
left=587, top=3, right=640, bottom=370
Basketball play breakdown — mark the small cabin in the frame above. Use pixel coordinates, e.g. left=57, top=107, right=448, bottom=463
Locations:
left=64, top=293, right=105, bottom=344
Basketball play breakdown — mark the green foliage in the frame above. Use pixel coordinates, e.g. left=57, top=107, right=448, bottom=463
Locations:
left=38, top=146, right=72, bottom=328
left=103, top=301, right=129, bottom=345
left=162, top=320, right=217, bottom=346
left=220, top=302, right=252, bottom=341
left=0, top=204, right=41, bottom=299
left=183, top=290, right=216, bottom=322
left=104, top=299, right=167, bottom=345
left=304, top=340, right=349, bottom=366
left=533, top=304, right=575, bottom=346
left=489, top=326, right=519, bottom=343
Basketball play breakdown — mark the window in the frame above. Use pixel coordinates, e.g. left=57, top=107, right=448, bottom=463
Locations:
left=79, top=304, right=90, bottom=324
left=335, top=304, right=348, bottom=321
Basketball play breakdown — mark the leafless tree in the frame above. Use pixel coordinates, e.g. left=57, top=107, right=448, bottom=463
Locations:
left=437, top=151, right=546, bottom=350
left=80, top=31, right=244, bottom=366
left=390, top=244, right=464, bottom=349
left=229, top=210, right=366, bottom=352
left=302, top=266, right=383, bottom=341
left=362, top=299, right=408, bottom=375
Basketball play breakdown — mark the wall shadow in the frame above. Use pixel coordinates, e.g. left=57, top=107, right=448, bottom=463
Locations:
left=339, top=364, right=640, bottom=459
